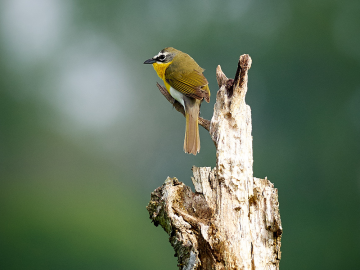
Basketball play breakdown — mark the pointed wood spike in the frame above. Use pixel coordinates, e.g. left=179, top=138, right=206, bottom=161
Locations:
left=216, top=65, right=228, bottom=87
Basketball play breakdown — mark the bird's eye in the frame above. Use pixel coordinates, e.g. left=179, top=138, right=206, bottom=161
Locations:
left=157, top=54, right=166, bottom=61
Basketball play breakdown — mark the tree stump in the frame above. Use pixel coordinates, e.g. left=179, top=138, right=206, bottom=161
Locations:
left=147, top=55, right=282, bottom=270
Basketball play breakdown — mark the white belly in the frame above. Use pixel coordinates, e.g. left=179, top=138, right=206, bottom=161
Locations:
left=169, top=86, right=185, bottom=108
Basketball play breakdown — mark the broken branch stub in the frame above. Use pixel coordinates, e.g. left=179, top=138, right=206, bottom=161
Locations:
left=147, top=55, right=282, bottom=270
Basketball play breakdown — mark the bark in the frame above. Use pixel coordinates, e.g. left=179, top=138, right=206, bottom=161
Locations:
left=147, top=55, right=282, bottom=270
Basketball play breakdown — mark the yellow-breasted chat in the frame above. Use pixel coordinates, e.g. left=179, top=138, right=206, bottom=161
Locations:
left=144, top=47, right=210, bottom=155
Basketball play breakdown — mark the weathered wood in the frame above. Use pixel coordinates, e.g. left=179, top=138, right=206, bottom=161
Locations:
left=147, top=55, right=282, bottom=270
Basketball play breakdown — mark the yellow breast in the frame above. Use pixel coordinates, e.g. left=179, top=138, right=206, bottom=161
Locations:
left=152, top=61, right=173, bottom=91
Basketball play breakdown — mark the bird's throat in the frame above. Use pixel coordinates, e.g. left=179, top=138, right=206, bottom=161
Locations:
left=152, top=61, right=172, bottom=81
left=152, top=61, right=173, bottom=93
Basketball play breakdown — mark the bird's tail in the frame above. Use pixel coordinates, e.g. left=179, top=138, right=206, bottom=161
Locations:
left=184, top=99, right=200, bottom=155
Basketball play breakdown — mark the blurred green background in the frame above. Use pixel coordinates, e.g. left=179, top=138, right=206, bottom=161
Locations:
left=1, top=0, right=359, bottom=269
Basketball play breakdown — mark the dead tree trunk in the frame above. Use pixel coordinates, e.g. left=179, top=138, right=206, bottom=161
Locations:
left=147, top=55, right=282, bottom=270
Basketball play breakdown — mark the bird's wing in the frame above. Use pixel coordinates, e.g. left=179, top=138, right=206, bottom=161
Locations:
left=166, top=69, right=210, bottom=102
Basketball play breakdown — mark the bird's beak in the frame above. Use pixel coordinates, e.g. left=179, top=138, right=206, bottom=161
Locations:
left=144, top=58, right=156, bottom=64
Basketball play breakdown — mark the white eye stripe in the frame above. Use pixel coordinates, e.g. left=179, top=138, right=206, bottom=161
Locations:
left=153, top=53, right=167, bottom=62
left=153, top=51, right=169, bottom=59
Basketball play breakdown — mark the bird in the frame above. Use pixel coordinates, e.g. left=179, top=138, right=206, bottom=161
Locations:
left=144, top=47, right=210, bottom=155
